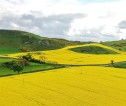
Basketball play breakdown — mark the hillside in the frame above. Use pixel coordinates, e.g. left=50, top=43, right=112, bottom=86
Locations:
left=102, top=39, right=126, bottom=52
left=69, top=44, right=118, bottom=54
left=0, top=30, right=84, bottom=54
left=6, top=43, right=126, bottom=65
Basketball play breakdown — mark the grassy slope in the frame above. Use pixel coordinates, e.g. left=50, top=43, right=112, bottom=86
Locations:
left=69, top=45, right=118, bottom=54
left=103, top=39, right=126, bottom=52
left=68, top=43, right=122, bottom=54
left=0, top=29, right=83, bottom=54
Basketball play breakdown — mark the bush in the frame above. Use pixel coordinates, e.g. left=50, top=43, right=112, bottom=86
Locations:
left=16, top=59, right=29, bottom=66
left=22, top=53, right=46, bottom=64
left=22, top=53, right=32, bottom=61
left=3, top=61, right=14, bottom=68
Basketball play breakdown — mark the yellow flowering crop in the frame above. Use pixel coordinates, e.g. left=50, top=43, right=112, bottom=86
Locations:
left=2, top=43, right=126, bottom=65
left=1, top=43, right=126, bottom=105
left=35, top=43, right=126, bottom=65
left=0, top=66, right=126, bottom=106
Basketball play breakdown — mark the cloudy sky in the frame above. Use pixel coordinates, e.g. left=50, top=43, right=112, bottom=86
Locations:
left=1, top=0, right=126, bottom=41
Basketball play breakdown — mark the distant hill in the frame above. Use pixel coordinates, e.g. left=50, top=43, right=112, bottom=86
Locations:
left=0, top=29, right=85, bottom=54
left=102, top=39, right=126, bottom=52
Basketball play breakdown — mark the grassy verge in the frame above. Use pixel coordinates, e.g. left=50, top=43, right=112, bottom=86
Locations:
left=111, top=61, right=126, bottom=68
left=0, top=58, right=64, bottom=77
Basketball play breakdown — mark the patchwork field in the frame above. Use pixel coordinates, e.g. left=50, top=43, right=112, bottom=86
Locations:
left=0, top=43, right=126, bottom=106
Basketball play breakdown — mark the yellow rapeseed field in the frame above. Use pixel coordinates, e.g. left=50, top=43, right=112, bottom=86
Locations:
left=0, top=66, right=126, bottom=106
left=33, top=43, right=126, bottom=65
left=1, top=43, right=126, bottom=106
left=3, top=43, right=126, bottom=65
left=1, top=43, right=125, bottom=65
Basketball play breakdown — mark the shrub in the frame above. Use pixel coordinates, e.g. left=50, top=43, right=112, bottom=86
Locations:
left=16, top=59, right=29, bottom=66
left=22, top=53, right=46, bottom=64
left=3, top=61, right=14, bottom=69
left=22, top=53, right=32, bottom=61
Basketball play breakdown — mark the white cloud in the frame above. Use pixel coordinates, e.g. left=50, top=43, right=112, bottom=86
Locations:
left=0, top=0, right=126, bottom=41
left=67, top=0, right=126, bottom=41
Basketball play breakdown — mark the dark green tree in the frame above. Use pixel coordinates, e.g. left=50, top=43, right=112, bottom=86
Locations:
left=12, top=64, right=23, bottom=74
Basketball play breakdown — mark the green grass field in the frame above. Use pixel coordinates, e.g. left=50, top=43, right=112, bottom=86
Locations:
left=0, top=58, right=63, bottom=77
left=0, top=48, right=21, bottom=54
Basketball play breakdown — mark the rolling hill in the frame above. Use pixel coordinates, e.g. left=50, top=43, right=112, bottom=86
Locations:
left=5, top=43, right=126, bottom=65
left=0, top=29, right=84, bottom=54
left=103, top=39, right=126, bottom=52
left=69, top=43, right=120, bottom=54
left=1, top=31, right=126, bottom=106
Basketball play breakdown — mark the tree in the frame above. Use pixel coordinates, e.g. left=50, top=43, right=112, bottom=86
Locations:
left=12, top=64, right=23, bottom=74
